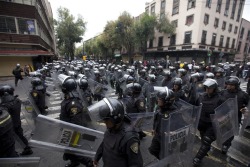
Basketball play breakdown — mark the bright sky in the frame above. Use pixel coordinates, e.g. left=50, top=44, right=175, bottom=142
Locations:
left=49, top=0, right=250, bottom=43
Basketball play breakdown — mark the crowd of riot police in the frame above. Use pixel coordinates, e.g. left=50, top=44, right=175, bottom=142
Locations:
left=1, top=59, right=250, bottom=167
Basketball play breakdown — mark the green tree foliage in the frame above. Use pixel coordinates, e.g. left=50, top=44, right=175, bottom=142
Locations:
left=156, top=14, right=175, bottom=35
left=116, top=12, right=135, bottom=61
left=134, top=13, right=157, bottom=58
left=55, top=7, right=86, bottom=60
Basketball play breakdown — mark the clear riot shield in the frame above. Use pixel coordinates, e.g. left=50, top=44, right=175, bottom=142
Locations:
left=27, top=93, right=42, bottom=116
left=138, top=77, right=149, bottom=87
left=127, top=112, right=155, bottom=132
left=0, top=157, right=41, bottom=167
left=240, top=111, right=250, bottom=136
left=88, top=79, right=114, bottom=98
left=29, top=115, right=104, bottom=158
left=211, top=97, right=239, bottom=147
left=156, top=75, right=164, bottom=86
left=159, top=103, right=202, bottom=166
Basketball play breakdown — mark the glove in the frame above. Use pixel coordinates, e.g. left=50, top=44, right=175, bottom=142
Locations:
left=240, top=107, right=249, bottom=114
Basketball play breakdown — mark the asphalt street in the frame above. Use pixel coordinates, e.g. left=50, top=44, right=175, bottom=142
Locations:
left=0, top=72, right=248, bottom=167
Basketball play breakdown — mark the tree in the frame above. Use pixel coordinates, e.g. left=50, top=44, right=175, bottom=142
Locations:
left=116, top=12, right=135, bottom=64
left=156, top=14, right=175, bottom=35
left=134, top=13, right=157, bottom=59
left=55, top=7, right=86, bottom=60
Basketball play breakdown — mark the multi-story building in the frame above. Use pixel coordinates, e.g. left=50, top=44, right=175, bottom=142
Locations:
left=0, top=0, right=56, bottom=77
left=145, top=0, right=245, bottom=64
left=235, top=18, right=250, bottom=62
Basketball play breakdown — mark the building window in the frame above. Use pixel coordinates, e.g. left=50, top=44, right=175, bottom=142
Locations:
left=244, top=43, right=248, bottom=53
left=216, top=0, right=222, bottom=13
left=201, top=30, right=207, bottom=44
left=172, top=0, right=180, bottom=15
left=247, top=31, right=250, bottom=41
left=149, top=39, right=153, bottom=48
left=161, top=0, right=166, bottom=10
left=237, top=1, right=243, bottom=22
left=228, top=24, right=232, bottom=32
left=234, top=26, right=238, bottom=34
left=237, top=41, right=241, bottom=52
left=214, top=18, right=219, bottom=28
left=0, top=16, right=16, bottom=33
left=222, top=21, right=226, bottom=30
left=219, top=35, right=224, bottom=47
left=170, top=34, right=176, bottom=46
left=187, top=0, right=195, bottom=9
left=226, top=37, right=230, bottom=48
left=240, top=27, right=244, bottom=39
left=158, top=36, right=163, bottom=47
left=211, top=33, right=217, bottom=46
left=184, top=31, right=192, bottom=44
left=224, top=0, right=230, bottom=16
left=145, top=7, right=149, bottom=13
left=231, top=38, right=235, bottom=49
left=185, top=15, right=194, bottom=26
left=160, top=13, right=165, bottom=20
left=206, top=0, right=212, bottom=8
left=17, top=18, right=36, bottom=35
left=151, top=5, right=155, bottom=15
left=204, top=14, right=209, bottom=25
left=231, top=0, right=236, bottom=19
left=171, top=20, right=178, bottom=27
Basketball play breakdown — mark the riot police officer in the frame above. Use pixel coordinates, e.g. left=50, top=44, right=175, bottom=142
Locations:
left=78, top=78, right=92, bottom=106
left=90, top=98, right=143, bottom=167
left=193, top=79, right=225, bottom=166
left=122, top=83, right=147, bottom=139
left=161, top=71, right=173, bottom=89
left=60, top=78, right=93, bottom=167
left=0, top=106, right=18, bottom=158
left=0, top=85, right=33, bottom=155
left=214, top=67, right=225, bottom=91
left=30, top=77, right=48, bottom=115
left=188, top=72, right=205, bottom=105
left=172, top=78, right=187, bottom=101
left=220, top=76, right=249, bottom=154
left=148, top=89, right=178, bottom=159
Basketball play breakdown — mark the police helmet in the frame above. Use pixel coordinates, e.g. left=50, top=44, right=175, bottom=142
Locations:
left=31, top=77, right=42, bottom=87
left=79, top=78, right=88, bottom=90
left=178, top=68, right=187, bottom=76
left=139, top=69, right=146, bottom=76
left=157, top=65, right=163, bottom=71
left=173, top=78, right=183, bottom=86
left=190, top=73, right=204, bottom=82
left=203, top=79, right=218, bottom=89
left=127, top=69, right=135, bottom=76
left=97, top=98, right=124, bottom=125
left=126, top=76, right=135, bottom=84
left=206, top=72, right=215, bottom=79
left=225, top=76, right=240, bottom=87
left=94, top=70, right=100, bottom=76
left=126, top=83, right=142, bottom=94
left=16, top=63, right=20, bottom=67
left=62, top=78, right=77, bottom=93
left=157, top=88, right=175, bottom=106
left=214, top=67, right=224, bottom=75
left=148, top=74, right=156, bottom=82
left=0, top=85, right=14, bottom=96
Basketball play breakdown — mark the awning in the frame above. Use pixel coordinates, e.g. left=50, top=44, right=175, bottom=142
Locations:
left=114, top=54, right=121, bottom=57
left=0, top=50, right=54, bottom=57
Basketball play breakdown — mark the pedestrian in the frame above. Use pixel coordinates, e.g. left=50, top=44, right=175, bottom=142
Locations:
left=90, top=98, right=143, bottom=167
left=60, top=78, right=93, bottom=167
left=193, top=79, right=225, bottom=166
left=148, top=89, right=178, bottom=159
left=0, top=85, right=33, bottom=156
left=12, top=64, right=23, bottom=87
left=23, top=65, right=30, bottom=76
left=0, top=106, right=19, bottom=158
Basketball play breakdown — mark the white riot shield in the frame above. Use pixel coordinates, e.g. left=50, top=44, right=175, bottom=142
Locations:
left=88, top=79, right=114, bottom=97
left=29, top=115, right=104, bottom=158
left=0, top=157, right=40, bottom=167
left=211, top=97, right=239, bottom=147
left=159, top=104, right=202, bottom=166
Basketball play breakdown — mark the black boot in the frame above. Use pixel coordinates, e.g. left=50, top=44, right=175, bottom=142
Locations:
left=193, top=158, right=201, bottom=167
left=20, top=146, right=33, bottom=155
